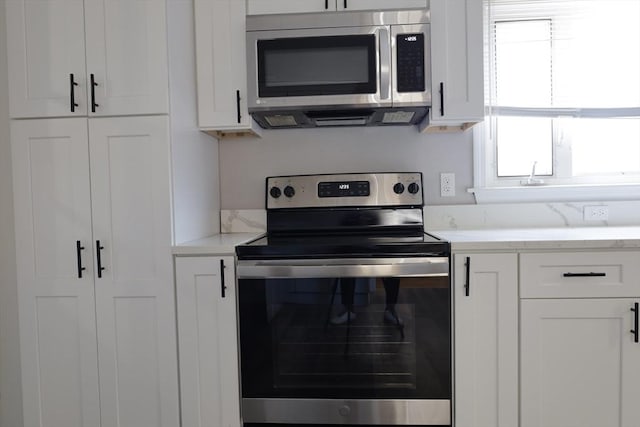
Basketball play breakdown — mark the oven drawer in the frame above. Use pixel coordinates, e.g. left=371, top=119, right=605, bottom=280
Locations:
left=520, top=251, right=640, bottom=298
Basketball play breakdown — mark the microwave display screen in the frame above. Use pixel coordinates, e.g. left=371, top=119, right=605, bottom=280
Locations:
left=257, top=35, right=377, bottom=97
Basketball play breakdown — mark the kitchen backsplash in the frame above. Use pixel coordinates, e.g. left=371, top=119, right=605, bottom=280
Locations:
left=221, top=200, right=640, bottom=233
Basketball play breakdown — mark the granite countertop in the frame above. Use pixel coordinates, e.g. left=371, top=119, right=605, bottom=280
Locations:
left=172, top=233, right=263, bottom=256
left=172, top=227, right=640, bottom=256
left=433, top=226, right=640, bottom=251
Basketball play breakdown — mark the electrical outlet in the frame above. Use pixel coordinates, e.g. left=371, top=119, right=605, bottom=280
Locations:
left=440, top=173, right=455, bottom=197
left=584, top=205, right=609, bottom=221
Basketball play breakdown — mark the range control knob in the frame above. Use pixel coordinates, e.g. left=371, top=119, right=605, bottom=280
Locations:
left=393, top=183, right=405, bottom=194
left=269, top=186, right=281, bottom=199
left=283, top=185, right=295, bottom=198
left=408, top=182, right=420, bottom=194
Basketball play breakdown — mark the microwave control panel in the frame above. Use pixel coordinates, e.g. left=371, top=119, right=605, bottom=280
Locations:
left=396, top=33, right=425, bottom=93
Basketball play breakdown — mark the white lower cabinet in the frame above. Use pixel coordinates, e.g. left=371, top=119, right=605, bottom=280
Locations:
left=521, top=298, right=640, bottom=427
left=11, top=116, right=179, bottom=427
left=453, top=253, right=519, bottom=427
left=175, top=256, right=241, bottom=427
left=520, top=250, right=640, bottom=427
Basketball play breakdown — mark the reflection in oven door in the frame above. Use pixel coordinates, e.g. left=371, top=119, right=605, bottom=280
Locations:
left=238, top=274, right=451, bottom=425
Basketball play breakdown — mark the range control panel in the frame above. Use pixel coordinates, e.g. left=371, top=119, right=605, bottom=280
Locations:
left=266, top=172, right=423, bottom=209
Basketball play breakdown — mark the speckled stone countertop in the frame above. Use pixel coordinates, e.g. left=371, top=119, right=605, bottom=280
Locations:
left=172, top=227, right=640, bottom=256
left=432, top=227, right=640, bottom=251
left=172, top=233, right=263, bottom=256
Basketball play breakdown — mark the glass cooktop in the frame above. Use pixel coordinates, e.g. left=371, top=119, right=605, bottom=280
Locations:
left=235, top=232, right=450, bottom=260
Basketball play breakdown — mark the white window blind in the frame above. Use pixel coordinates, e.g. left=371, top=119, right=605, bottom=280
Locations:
left=480, top=0, right=640, bottom=188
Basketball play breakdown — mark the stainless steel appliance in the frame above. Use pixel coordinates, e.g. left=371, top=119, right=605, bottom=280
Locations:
left=246, top=10, right=432, bottom=128
left=235, top=173, right=451, bottom=426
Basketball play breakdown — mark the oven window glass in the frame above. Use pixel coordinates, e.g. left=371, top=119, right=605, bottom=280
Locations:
left=257, top=35, right=377, bottom=97
left=238, top=275, right=451, bottom=400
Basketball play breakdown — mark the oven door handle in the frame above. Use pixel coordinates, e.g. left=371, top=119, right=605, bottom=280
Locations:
left=237, top=257, right=449, bottom=279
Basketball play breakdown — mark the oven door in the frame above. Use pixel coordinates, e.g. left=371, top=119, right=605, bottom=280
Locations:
left=246, top=26, right=392, bottom=111
left=236, top=257, right=451, bottom=426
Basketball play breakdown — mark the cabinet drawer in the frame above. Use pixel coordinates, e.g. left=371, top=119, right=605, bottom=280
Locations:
left=520, top=252, right=640, bottom=298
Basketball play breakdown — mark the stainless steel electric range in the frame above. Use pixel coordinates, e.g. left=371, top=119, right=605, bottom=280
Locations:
left=235, top=173, right=451, bottom=426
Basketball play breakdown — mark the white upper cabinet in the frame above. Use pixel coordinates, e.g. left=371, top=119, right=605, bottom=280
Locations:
left=5, top=0, right=169, bottom=118
left=5, top=0, right=88, bottom=117
left=247, top=0, right=336, bottom=14
left=195, top=0, right=259, bottom=137
left=83, top=0, right=169, bottom=116
left=337, top=0, right=427, bottom=11
left=247, top=0, right=427, bottom=15
left=427, top=0, right=484, bottom=131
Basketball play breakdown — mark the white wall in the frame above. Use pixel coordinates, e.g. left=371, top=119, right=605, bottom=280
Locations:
left=0, top=0, right=23, bottom=425
left=168, top=0, right=221, bottom=244
left=219, top=125, right=476, bottom=208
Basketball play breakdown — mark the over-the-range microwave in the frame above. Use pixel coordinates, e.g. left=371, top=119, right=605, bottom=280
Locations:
left=246, top=9, right=432, bottom=129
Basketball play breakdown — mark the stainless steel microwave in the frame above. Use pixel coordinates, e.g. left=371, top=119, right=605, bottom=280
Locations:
left=246, top=10, right=432, bottom=128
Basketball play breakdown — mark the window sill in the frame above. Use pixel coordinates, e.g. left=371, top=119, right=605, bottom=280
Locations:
left=469, top=183, right=640, bottom=204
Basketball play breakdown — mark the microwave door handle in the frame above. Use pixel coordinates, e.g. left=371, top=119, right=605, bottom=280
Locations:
left=378, top=27, right=391, bottom=101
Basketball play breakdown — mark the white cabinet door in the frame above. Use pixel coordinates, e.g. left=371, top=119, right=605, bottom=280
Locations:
left=247, top=0, right=426, bottom=14
left=428, top=0, right=484, bottom=130
left=195, top=0, right=254, bottom=132
left=337, top=0, right=427, bottom=11
left=5, top=0, right=168, bottom=118
left=11, top=117, right=178, bottom=427
left=84, top=0, right=169, bottom=115
left=520, top=251, right=640, bottom=298
left=88, top=116, right=179, bottom=427
left=176, top=256, right=241, bottom=427
left=11, top=118, right=100, bottom=427
left=454, top=253, right=519, bottom=427
left=5, top=0, right=88, bottom=117
left=521, top=299, right=640, bottom=427
left=247, top=0, right=336, bottom=15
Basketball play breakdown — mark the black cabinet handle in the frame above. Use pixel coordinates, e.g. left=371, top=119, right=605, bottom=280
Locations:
left=344, top=0, right=347, bottom=8
left=236, top=90, right=241, bottom=123
left=562, top=272, right=606, bottom=277
left=76, top=240, right=86, bottom=278
left=325, top=0, right=328, bottom=9
left=70, top=74, right=79, bottom=112
left=220, top=259, right=227, bottom=298
left=90, top=74, right=99, bottom=112
left=632, top=303, right=639, bottom=343
left=439, top=82, right=444, bottom=116
left=464, top=256, right=471, bottom=297
left=96, top=240, right=105, bottom=278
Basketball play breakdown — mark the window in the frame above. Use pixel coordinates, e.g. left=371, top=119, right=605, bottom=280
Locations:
left=475, top=0, right=640, bottom=202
